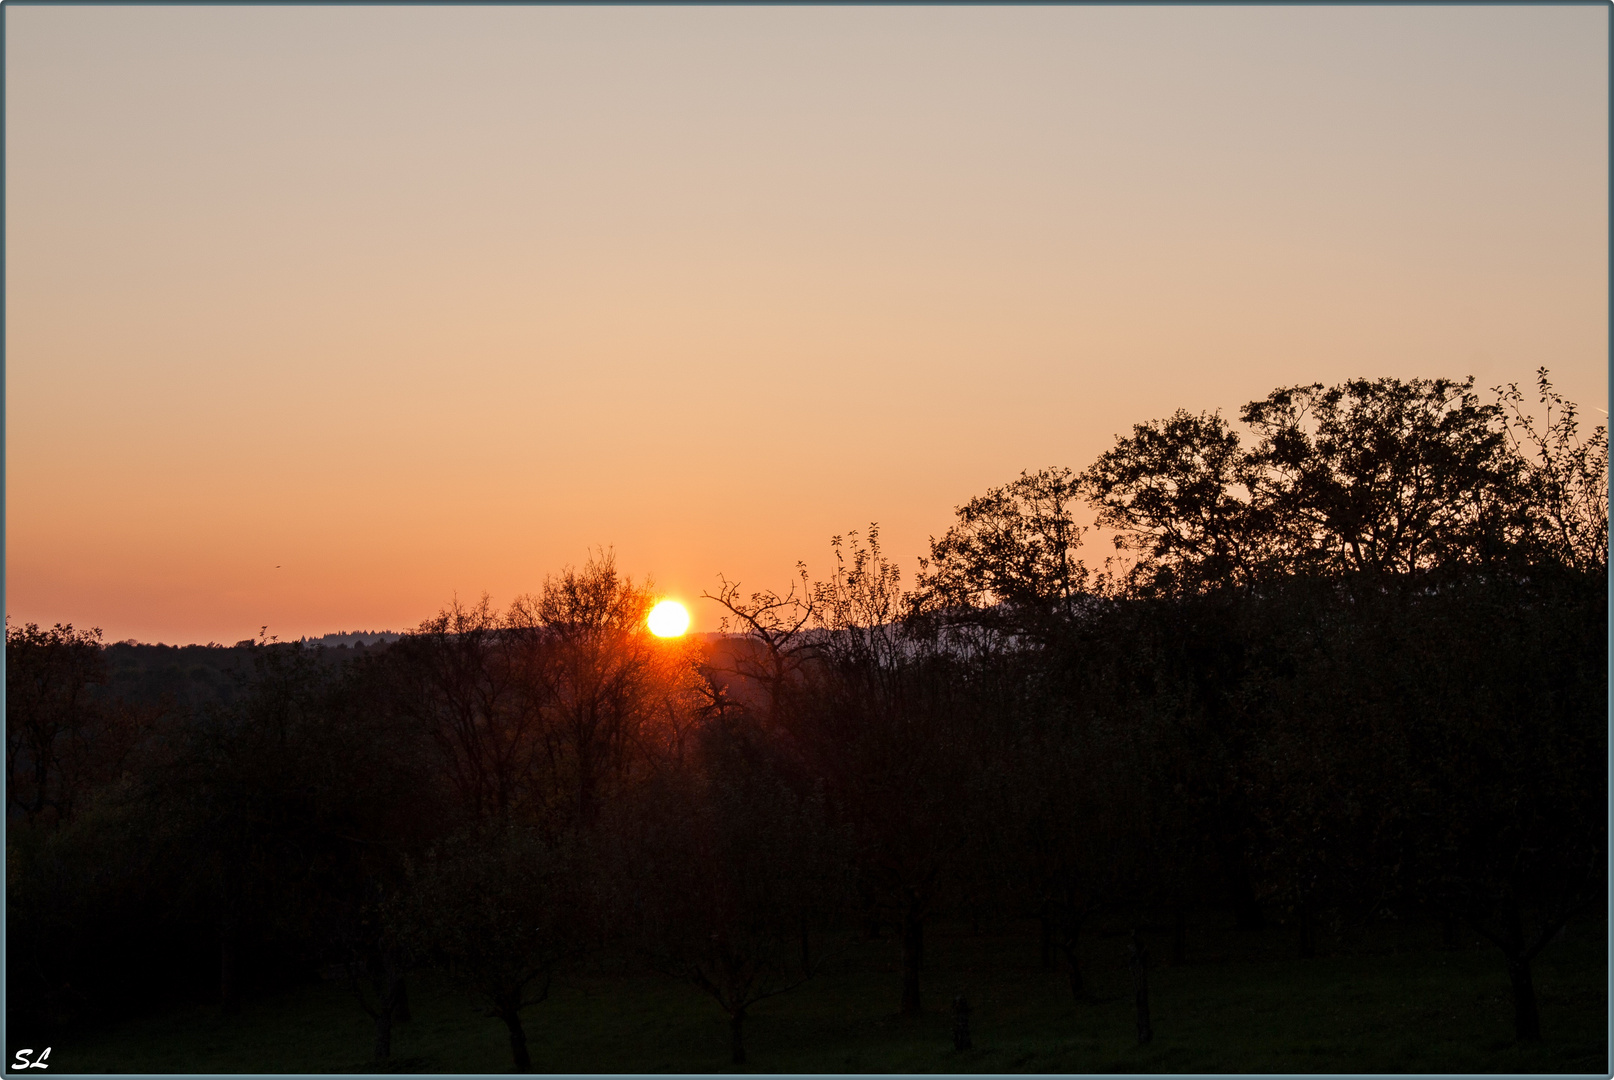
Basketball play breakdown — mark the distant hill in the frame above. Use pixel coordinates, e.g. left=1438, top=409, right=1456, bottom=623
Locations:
left=300, top=630, right=403, bottom=647
left=94, top=630, right=734, bottom=713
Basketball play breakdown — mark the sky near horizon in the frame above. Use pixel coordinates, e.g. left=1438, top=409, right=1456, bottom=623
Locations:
left=7, top=5, right=1608, bottom=644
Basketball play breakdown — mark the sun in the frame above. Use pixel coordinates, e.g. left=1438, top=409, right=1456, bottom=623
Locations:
left=647, top=599, right=690, bottom=638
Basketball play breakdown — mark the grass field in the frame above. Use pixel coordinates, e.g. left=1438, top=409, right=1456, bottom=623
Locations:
left=56, top=915, right=1607, bottom=1073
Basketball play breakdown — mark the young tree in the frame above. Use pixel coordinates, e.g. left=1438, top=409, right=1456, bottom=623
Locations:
left=609, top=721, right=846, bottom=1064
left=1495, top=367, right=1609, bottom=571
left=774, top=528, right=983, bottom=1015
left=394, top=828, right=591, bottom=1072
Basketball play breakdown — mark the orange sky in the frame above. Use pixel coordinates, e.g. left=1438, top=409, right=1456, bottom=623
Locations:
left=7, top=6, right=1607, bottom=644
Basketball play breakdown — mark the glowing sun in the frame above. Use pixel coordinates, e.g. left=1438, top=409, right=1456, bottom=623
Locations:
left=647, top=599, right=690, bottom=638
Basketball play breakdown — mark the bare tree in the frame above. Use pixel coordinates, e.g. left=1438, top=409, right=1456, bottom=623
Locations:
left=387, top=597, right=542, bottom=828
left=702, top=562, right=821, bottom=727
left=772, top=528, right=981, bottom=1015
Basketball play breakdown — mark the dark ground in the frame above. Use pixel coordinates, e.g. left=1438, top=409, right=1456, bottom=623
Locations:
left=52, top=911, right=1607, bottom=1074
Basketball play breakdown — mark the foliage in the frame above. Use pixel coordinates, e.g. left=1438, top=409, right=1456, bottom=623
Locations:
left=1240, top=376, right=1520, bottom=575
left=1081, top=412, right=1265, bottom=595
left=916, top=468, right=1090, bottom=628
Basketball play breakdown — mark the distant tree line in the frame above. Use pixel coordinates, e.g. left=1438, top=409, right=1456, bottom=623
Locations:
left=7, top=370, right=1604, bottom=1067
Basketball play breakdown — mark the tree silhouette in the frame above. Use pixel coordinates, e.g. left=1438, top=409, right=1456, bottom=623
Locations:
left=6, top=621, right=110, bottom=827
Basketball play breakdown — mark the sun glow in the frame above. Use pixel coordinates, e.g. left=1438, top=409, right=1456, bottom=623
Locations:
left=647, top=599, right=690, bottom=638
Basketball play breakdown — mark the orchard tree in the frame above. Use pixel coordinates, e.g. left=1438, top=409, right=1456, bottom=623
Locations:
left=780, top=528, right=983, bottom=1015
left=395, top=828, right=592, bottom=1072
left=703, top=562, right=821, bottom=728
left=609, top=721, right=847, bottom=1065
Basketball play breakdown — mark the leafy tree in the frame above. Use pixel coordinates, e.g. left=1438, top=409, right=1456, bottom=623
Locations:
left=915, top=467, right=1090, bottom=632
left=1240, top=377, right=1519, bottom=575
left=1392, top=571, right=1605, bottom=1041
left=152, top=642, right=345, bottom=1011
left=148, top=640, right=429, bottom=1016
left=6, top=621, right=111, bottom=827
left=1080, top=411, right=1268, bottom=594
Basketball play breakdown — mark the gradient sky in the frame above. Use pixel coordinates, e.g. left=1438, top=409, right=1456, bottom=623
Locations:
left=7, top=5, right=1607, bottom=644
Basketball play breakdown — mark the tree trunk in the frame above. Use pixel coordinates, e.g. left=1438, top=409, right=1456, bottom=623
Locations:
left=1063, top=945, right=1085, bottom=1000
left=1129, top=930, right=1153, bottom=1045
left=951, top=993, right=972, bottom=1051
left=1500, top=893, right=1542, bottom=1042
left=1059, top=920, right=1085, bottom=1001
left=500, top=1008, right=532, bottom=1072
left=1226, top=855, right=1264, bottom=931
left=218, top=914, right=239, bottom=1015
left=371, top=961, right=406, bottom=1060
left=1507, top=956, right=1541, bottom=1042
left=373, top=1002, right=394, bottom=1061
left=576, top=756, right=595, bottom=829
left=392, top=975, right=412, bottom=1024
left=729, top=1009, right=747, bottom=1065
left=900, top=903, right=924, bottom=1015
